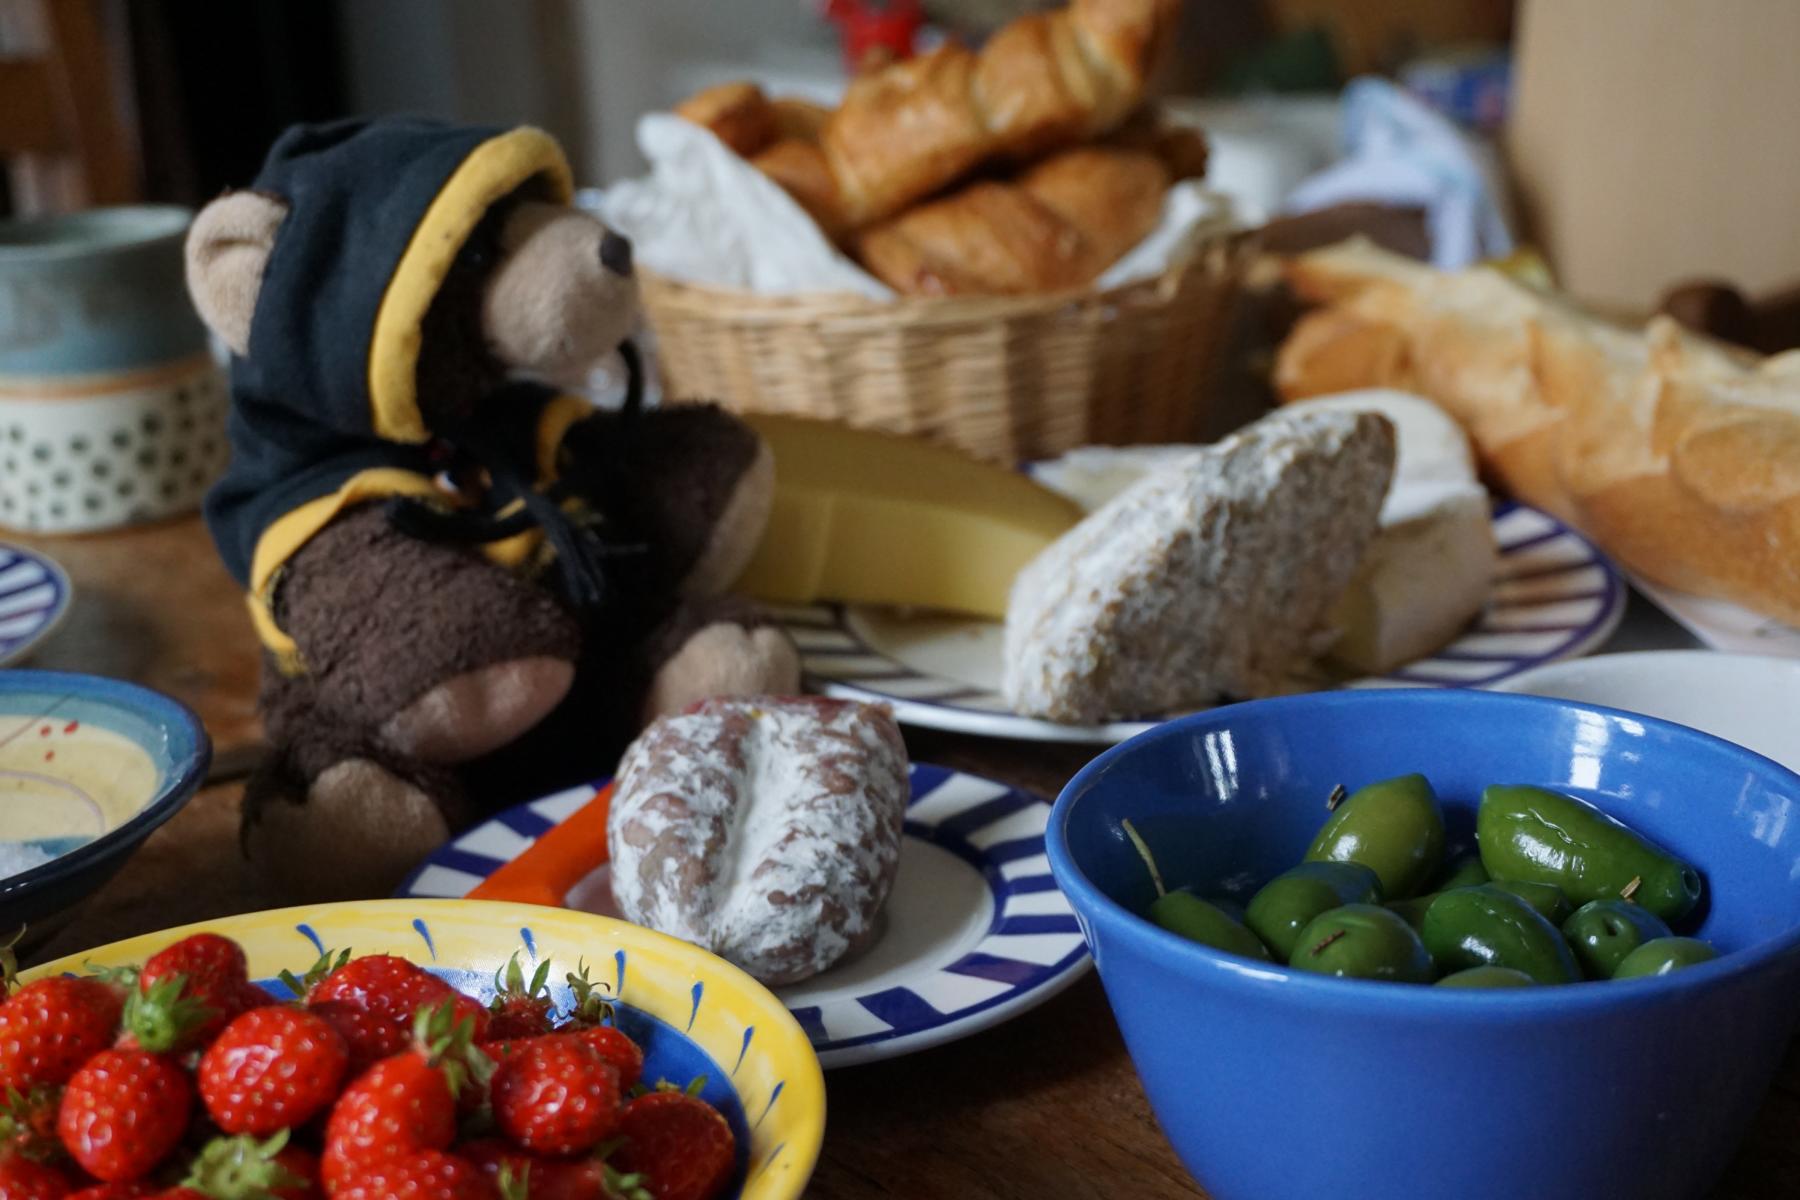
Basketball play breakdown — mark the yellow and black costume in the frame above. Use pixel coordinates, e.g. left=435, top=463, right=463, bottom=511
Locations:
left=204, top=118, right=604, bottom=672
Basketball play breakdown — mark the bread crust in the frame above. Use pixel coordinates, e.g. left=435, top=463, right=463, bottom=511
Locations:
left=1274, top=239, right=1800, bottom=624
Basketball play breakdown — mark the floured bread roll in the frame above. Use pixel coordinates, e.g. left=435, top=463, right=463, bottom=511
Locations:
left=1003, top=409, right=1395, bottom=723
left=608, top=696, right=908, bottom=986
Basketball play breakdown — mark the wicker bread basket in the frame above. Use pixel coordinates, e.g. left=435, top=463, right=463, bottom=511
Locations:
left=640, top=230, right=1254, bottom=464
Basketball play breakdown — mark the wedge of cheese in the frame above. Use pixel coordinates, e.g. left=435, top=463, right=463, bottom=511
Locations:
left=1291, top=391, right=1497, bottom=673
left=1030, top=389, right=1498, bottom=673
left=732, top=414, right=1082, bottom=619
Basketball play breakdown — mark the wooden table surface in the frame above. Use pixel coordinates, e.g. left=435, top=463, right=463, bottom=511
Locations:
left=13, top=516, right=1800, bottom=1199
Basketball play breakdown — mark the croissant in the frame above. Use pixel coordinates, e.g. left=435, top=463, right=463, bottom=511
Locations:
left=855, top=131, right=1203, bottom=296
left=677, top=0, right=1183, bottom=234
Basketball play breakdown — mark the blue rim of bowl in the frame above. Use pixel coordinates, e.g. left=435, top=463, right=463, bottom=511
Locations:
left=1046, top=688, right=1800, bottom=1015
left=0, top=669, right=211, bottom=903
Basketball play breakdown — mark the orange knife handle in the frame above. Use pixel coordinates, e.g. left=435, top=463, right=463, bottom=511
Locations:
left=469, top=781, right=615, bottom=908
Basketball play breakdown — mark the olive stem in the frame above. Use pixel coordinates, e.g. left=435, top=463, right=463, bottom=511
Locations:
left=1119, top=818, right=1167, bottom=898
left=1326, top=783, right=1347, bottom=811
left=1308, top=928, right=1349, bottom=958
left=1621, top=875, right=1642, bottom=902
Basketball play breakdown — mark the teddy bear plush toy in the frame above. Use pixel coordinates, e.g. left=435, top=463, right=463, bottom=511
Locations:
left=183, top=117, right=799, bottom=901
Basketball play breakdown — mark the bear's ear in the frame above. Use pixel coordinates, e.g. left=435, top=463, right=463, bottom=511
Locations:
left=185, top=190, right=290, bottom=357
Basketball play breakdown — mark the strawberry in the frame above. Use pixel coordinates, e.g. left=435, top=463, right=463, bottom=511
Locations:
left=483, top=956, right=554, bottom=1044
left=56, top=1048, right=192, bottom=1182
left=234, top=982, right=275, bottom=1013
left=552, top=966, right=642, bottom=1089
left=318, top=999, right=486, bottom=1197
left=610, top=1088, right=736, bottom=1200
left=181, top=1131, right=320, bottom=1200
left=0, top=1084, right=66, bottom=1163
left=561, top=1027, right=643, bottom=1091
left=321, top=1053, right=457, bottom=1189
left=307, top=1002, right=405, bottom=1079
left=197, top=1006, right=348, bottom=1135
left=292, top=955, right=487, bottom=1071
left=137, top=935, right=252, bottom=1050
left=0, top=977, right=125, bottom=1091
left=331, top=1150, right=490, bottom=1200
left=0, top=1155, right=74, bottom=1199
left=490, top=1037, right=620, bottom=1156
left=65, top=1185, right=156, bottom=1199
left=462, top=1139, right=630, bottom=1200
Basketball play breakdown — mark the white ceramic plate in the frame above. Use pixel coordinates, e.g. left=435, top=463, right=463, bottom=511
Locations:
left=1495, top=651, right=1800, bottom=774
left=397, top=765, right=1090, bottom=1069
left=771, top=501, right=1627, bottom=744
left=0, top=543, right=71, bottom=667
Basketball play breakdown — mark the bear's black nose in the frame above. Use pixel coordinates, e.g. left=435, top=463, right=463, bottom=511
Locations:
left=599, top=230, right=634, bottom=278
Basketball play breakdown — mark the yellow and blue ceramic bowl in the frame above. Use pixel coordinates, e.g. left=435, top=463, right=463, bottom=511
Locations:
left=0, top=669, right=209, bottom=933
left=26, top=899, right=825, bottom=1200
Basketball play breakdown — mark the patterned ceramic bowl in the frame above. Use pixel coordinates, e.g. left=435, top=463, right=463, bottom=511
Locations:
left=0, top=669, right=210, bottom=936
left=0, top=206, right=228, bottom=533
left=26, top=899, right=826, bottom=1200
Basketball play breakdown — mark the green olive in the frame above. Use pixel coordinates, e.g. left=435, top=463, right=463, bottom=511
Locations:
left=1385, top=893, right=1437, bottom=932
left=1419, top=885, right=1581, bottom=984
left=1289, top=903, right=1434, bottom=982
left=1305, top=774, right=1446, bottom=899
left=1435, top=966, right=1536, bottom=989
left=1436, top=854, right=1490, bottom=891
left=1245, top=862, right=1383, bottom=961
left=1488, top=879, right=1573, bottom=926
left=1561, top=900, right=1674, bottom=979
left=1478, top=785, right=1702, bottom=921
left=1149, top=890, right=1272, bottom=961
left=1612, top=937, right=1718, bottom=979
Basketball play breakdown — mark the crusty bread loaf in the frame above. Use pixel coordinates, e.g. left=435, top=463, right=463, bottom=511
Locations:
left=1274, top=238, right=1800, bottom=626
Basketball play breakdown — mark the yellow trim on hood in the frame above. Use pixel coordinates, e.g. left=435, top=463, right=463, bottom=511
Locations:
left=248, top=468, right=449, bottom=672
left=366, top=128, right=575, bottom=444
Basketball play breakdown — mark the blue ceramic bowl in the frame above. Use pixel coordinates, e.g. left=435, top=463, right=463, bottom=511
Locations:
left=0, top=669, right=210, bottom=933
left=1047, top=689, right=1800, bottom=1200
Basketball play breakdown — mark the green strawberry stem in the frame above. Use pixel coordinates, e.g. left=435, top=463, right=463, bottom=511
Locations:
left=490, top=953, right=554, bottom=1011
left=604, top=1164, right=654, bottom=1200
left=496, top=1161, right=530, bottom=1200
left=275, top=947, right=350, bottom=1000
left=122, top=973, right=214, bottom=1055
left=0, top=927, right=24, bottom=995
left=183, top=1131, right=307, bottom=1200
left=563, top=960, right=617, bottom=1027
left=411, top=997, right=494, bottom=1098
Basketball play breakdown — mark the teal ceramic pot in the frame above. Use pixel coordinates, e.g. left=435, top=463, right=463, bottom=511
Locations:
left=0, top=206, right=228, bottom=533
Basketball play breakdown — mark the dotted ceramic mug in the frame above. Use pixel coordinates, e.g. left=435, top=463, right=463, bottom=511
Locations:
left=0, top=206, right=229, bottom=534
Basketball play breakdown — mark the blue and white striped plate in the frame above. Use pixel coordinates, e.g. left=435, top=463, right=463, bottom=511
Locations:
left=765, top=500, right=1626, bottom=745
left=398, top=764, right=1089, bottom=1068
left=0, top=543, right=72, bottom=667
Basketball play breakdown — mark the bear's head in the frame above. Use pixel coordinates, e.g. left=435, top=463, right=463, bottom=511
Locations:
left=182, top=120, right=637, bottom=440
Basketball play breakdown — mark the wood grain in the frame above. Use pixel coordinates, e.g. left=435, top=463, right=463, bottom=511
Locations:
left=14, top=516, right=1797, bottom=1200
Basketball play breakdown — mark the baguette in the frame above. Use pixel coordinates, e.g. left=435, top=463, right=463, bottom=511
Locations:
left=676, top=0, right=1182, bottom=234
left=1274, top=239, right=1800, bottom=625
